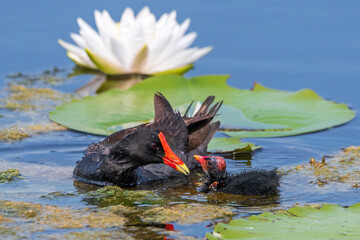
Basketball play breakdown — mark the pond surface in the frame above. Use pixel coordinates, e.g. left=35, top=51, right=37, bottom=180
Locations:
left=1, top=1, right=360, bottom=239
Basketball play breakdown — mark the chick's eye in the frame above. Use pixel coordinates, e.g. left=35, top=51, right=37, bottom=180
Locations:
left=150, top=142, right=158, bottom=150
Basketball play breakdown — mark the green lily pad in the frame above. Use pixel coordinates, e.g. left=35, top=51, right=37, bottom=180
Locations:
left=49, top=75, right=354, bottom=139
left=207, top=202, right=360, bottom=240
left=208, top=137, right=260, bottom=153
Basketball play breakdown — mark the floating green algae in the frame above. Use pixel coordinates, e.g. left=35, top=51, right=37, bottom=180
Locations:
left=40, top=191, right=77, bottom=200
left=0, top=200, right=126, bottom=238
left=6, top=68, right=66, bottom=86
left=0, top=85, right=71, bottom=111
left=141, top=203, right=234, bottom=224
left=287, top=146, right=360, bottom=187
left=0, top=123, right=67, bottom=142
left=86, top=186, right=164, bottom=207
left=0, top=77, right=71, bottom=142
left=0, top=169, right=22, bottom=183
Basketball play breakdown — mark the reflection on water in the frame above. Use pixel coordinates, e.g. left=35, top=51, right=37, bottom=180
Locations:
left=74, top=72, right=149, bottom=97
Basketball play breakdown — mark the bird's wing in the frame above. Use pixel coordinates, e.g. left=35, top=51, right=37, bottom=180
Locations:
left=184, top=96, right=223, bottom=151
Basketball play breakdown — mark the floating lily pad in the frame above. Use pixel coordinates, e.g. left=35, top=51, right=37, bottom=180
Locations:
left=49, top=75, right=354, bottom=139
left=208, top=137, right=260, bottom=153
left=207, top=202, right=360, bottom=240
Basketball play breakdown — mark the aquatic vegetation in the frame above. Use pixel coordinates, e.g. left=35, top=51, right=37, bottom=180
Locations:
left=288, top=146, right=360, bottom=187
left=0, top=169, right=22, bottom=183
left=6, top=68, right=66, bottom=86
left=0, top=123, right=67, bottom=142
left=207, top=202, right=360, bottom=239
left=0, top=200, right=127, bottom=238
left=86, top=186, right=164, bottom=207
left=40, top=191, right=77, bottom=200
left=0, top=85, right=71, bottom=111
left=141, top=203, right=234, bottom=224
left=0, top=78, right=71, bottom=142
left=58, top=7, right=211, bottom=75
left=50, top=75, right=354, bottom=141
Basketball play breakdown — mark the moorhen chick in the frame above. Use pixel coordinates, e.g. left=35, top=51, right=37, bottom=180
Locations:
left=74, top=93, right=222, bottom=186
left=194, top=155, right=280, bottom=195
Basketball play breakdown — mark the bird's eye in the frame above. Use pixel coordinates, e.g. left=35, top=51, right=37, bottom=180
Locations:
left=150, top=142, right=158, bottom=150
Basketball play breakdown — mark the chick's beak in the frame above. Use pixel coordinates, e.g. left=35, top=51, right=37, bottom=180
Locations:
left=158, top=132, right=190, bottom=175
left=193, top=155, right=208, bottom=172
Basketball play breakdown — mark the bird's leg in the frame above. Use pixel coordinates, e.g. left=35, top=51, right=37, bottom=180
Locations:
left=209, top=181, right=219, bottom=191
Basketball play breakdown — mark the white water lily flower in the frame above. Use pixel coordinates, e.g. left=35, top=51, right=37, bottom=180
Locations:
left=58, top=6, right=212, bottom=75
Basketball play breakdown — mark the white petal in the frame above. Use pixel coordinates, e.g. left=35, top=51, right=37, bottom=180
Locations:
left=59, top=39, right=95, bottom=67
left=176, top=32, right=197, bottom=51
left=58, top=39, right=85, bottom=57
left=120, top=7, right=135, bottom=26
left=67, top=51, right=86, bottom=65
left=102, top=10, right=117, bottom=35
left=70, top=33, right=87, bottom=49
left=137, top=6, right=151, bottom=21
left=144, top=31, right=172, bottom=70
left=156, top=13, right=168, bottom=29
left=77, top=17, right=101, bottom=41
left=179, top=18, right=191, bottom=36
left=94, top=10, right=105, bottom=38
left=151, top=47, right=212, bottom=73
left=68, top=51, right=95, bottom=68
left=109, top=37, right=128, bottom=70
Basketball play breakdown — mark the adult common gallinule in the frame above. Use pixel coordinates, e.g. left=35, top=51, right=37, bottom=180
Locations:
left=74, top=93, right=222, bottom=186
left=194, top=155, right=280, bottom=195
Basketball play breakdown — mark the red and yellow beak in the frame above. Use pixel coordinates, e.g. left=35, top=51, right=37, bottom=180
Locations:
left=193, top=155, right=209, bottom=172
left=158, top=132, right=190, bottom=175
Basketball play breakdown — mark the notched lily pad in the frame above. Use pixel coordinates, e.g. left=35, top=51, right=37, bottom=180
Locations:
left=86, top=186, right=164, bottom=207
left=0, top=169, right=23, bottom=183
left=50, top=75, right=355, bottom=140
left=207, top=202, right=360, bottom=240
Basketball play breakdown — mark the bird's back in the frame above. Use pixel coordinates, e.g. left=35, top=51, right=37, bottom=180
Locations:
left=221, top=169, right=280, bottom=196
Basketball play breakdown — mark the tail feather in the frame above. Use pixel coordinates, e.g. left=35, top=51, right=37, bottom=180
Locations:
left=154, top=92, right=175, bottom=123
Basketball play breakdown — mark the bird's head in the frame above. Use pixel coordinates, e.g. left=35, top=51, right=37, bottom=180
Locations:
left=110, top=129, right=190, bottom=175
left=193, top=155, right=226, bottom=180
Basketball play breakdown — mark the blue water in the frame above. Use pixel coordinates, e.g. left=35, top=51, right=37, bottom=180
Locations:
left=1, top=1, right=360, bottom=238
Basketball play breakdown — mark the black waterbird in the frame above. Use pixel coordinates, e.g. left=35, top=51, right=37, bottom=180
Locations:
left=73, top=93, right=222, bottom=186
